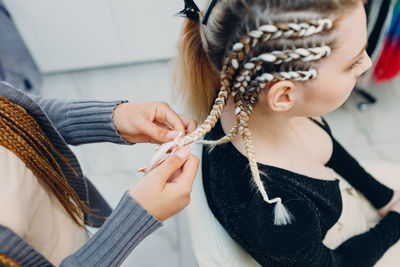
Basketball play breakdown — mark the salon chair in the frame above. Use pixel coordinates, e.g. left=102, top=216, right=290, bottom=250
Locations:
left=187, top=144, right=260, bottom=267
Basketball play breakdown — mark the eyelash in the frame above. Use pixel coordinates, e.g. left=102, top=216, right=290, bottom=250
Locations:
left=349, top=56, right=364, bottom=70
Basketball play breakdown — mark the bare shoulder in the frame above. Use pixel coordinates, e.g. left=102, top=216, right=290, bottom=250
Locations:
left=291, top=117, right=333, bottom=165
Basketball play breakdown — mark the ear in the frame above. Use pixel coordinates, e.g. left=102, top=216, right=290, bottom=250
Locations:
left=261, top=81, right=296, bottom=112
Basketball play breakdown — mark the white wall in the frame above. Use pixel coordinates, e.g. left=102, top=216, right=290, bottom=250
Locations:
left=4, top=0, right=206, bottom=73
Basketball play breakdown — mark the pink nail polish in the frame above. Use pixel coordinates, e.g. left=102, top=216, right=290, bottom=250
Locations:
left=166, top=130, right=181, bottom=141
left=175, top=145, right=191, bottom=159
left=137, top=165, right=147, bottom=172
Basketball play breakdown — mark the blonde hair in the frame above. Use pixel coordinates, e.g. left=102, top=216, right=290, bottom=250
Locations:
left=173, top=0, right=364, bottom=225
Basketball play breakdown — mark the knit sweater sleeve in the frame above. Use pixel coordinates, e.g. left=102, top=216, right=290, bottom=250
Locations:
left=31, top=95, right=129, bottom=145
left=229, top=184, right=400, bottom=267
left=0, top=192, right=162, bottom=267
left=326, top=137, right=394, bottom=209
left=60, top=192, right=162, bottom=267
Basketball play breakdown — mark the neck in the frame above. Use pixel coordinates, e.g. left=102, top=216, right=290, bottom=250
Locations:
left=220, top=97, right=298, bottom=160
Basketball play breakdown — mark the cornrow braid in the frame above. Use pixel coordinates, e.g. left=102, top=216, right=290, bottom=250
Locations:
left=230, top=19, right=333, bottom=66
left=176, top=19, right=333, bottom=225
left=0, top=96, right=91, bottom=227
left=0, top=254, right=20, bottom=267
left=255, top=46, right=331, bottom=64
left=179, top=19, right=332, bottom=147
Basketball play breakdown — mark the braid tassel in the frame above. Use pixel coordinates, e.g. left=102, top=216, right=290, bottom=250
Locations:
left=273, top=198, right=294, bottom=225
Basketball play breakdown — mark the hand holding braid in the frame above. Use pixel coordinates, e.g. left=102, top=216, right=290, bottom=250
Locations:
left=175, top=19, right=333, bottom=225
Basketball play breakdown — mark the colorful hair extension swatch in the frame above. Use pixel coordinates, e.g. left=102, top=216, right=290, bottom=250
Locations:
left=373, top=0, right=400, bottom=83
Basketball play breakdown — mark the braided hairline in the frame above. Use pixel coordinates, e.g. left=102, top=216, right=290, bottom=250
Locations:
left=179, top=18, right=333, bottom=147
left=254, top=45, right=331, bottom=64
left=229, top=19, right=333, bottom=71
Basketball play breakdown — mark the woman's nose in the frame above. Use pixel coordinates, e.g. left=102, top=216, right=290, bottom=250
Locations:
left=358, top=52, right=373, bottom=77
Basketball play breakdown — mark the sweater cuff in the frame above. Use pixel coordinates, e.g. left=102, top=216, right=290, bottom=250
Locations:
left=66, top=192, right=162, bottom=266
left=382, top=211, right=400, bottom=228
left=378, top=211, right=400, bottom=246
left=61, top=100, right=130, bottom=145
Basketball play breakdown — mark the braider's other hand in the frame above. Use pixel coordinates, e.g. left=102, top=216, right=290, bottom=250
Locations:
left=113, top=102, right=197, bottom=144
left=129, top=145, right=199, bottom=221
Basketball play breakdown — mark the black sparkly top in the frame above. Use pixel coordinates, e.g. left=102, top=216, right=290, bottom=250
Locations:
left=202, top=118, right=400, bottom=267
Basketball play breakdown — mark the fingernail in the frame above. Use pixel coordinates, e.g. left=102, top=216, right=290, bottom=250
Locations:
left=137, top=165, right=147, bottom=172
left=175, top=145, right=191, bottom=160
left=166, top=130, right=181, bottom=141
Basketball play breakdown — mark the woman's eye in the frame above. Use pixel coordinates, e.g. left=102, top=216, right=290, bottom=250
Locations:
left=349, top=56, right=364, bottom=71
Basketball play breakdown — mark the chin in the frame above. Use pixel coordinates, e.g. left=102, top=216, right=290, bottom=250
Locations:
left=305, top=102, right=346, bottom=117
left=326, top=91, right=354, bottom=113
left=323, top=101, right=348, bottom=115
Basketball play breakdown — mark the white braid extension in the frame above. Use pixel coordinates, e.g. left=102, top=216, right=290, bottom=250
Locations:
left=255, top=46, right=331, bottom=64
left=197, top=125, right=238, bottom=147
left=255, top=69, right=318, bottom=83
left=231, top=19, right=333, bottom=61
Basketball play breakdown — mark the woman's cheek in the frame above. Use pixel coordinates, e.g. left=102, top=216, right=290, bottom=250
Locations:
left=333, top=77, right=356, bottom=107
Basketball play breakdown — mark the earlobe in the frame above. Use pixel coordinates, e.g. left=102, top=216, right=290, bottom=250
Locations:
left=266, top=81, right=295, bottom=112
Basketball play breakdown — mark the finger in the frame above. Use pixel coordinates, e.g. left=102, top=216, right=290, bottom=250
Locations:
left=139, top=119, right=172, bottom=144
left=179, top=115, right=197, bottom=133
left=155, top=103, right=186, bottom=136
left=148, top=146, right=192, bottom=185
left=124, top=133, right=167, bottom=144
left=173, top=154, right=199, bottom=190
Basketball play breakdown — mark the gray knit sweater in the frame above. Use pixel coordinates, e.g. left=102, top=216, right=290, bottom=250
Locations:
left=0, top=82, right=162, bottom=266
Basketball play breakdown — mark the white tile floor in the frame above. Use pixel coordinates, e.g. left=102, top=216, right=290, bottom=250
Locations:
left=40, top=61, right=400, bottom=267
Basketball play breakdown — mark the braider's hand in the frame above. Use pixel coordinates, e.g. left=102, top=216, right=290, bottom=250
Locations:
left=129, top=145, right=199, bottom=221
left=378, top=190, right=400, bottom=217
left=113, top=102, right=197, bottom=144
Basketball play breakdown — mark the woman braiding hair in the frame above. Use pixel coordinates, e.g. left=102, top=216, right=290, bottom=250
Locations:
left=0, top=80, right=199, bottom=266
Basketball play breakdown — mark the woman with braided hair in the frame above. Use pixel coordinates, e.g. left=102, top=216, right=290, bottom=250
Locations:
left=0, top=81, right=199, bottom=266
left=173, top=0, right=400, bottom=266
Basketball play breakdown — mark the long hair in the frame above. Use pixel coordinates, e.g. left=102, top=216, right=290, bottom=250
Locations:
left=0, top=95, right=91, bottom=227
left=173, top=0, right=365, bottom=225
left=0, top=254, right=20, bottom=267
